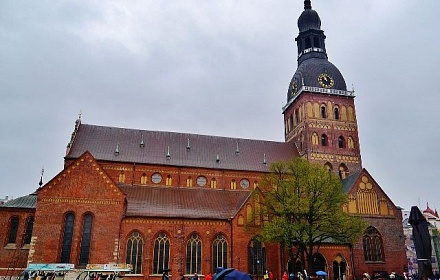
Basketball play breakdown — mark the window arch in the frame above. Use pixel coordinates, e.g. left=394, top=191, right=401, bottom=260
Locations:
left=79, top=213, right=93, bottom=266
left=119, top=172, right=126, bottom=183
left=140, top=173, right=148, bottom=185
left=324, top=162, right=333, bottom=172
left=321, top=134, right=328, bottom=146
left=320, top=105, right=327, bottom=118
left=153, top=233, right=170, bottom=274
left=347, top=136, right=355, bottom=149
left=338, top=164, right=349, bottom=180
left=211, top=178, right=217, bottom=189
left=338, top=136, right=345, bottom=148
left=363, top=227, right=384, bottom=262
left=8, top=216, right=19, bottom=244
left=60, top=213, right=75, bottom=263
left=186, top=233, right=202, bottom=274
left=334, top=107, right=340, bottom=120
left=186, top=177, right=193, bottom=187
left=212, top=234, right=228, bottom=272
left=23, top=216, right=34, bottom=245
left=311, top=133, right=319, bottom=145
left=166, top=175, right=172, bottom=186
left=230, top=179, right=237, bottom=190
left=126, top=231, right=143, bottom=274
left=248, top=239, right=266, bottom=276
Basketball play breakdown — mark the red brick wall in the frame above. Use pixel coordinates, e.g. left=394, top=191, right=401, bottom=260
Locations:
left=31, top=152, right=126, bottom=266
left=0, top=208, right=35, bottom=274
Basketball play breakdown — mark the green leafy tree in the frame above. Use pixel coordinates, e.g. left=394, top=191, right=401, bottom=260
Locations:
left=255, top=158, right=366, bottom=273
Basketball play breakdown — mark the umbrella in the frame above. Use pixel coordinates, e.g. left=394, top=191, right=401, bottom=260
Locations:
left=315, top=271, right=327, bottom=276
left=408, top=206, right=433, bottom=280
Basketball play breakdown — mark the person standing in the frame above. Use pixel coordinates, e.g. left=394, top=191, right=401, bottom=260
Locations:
left=283, top=272, right=288, bottom=280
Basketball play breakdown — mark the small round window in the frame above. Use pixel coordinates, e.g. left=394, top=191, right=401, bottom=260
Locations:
left=196, top=176, right=207, bottom=187
left=240, top=179, right=250, bottom=189
left=151, top=173, right=162, bottom=184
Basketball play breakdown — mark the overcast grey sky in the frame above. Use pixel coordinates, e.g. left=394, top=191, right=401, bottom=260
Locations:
left=1, top=0, right=439, bottom=211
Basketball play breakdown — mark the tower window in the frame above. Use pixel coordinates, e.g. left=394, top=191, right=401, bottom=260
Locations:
left=313, top=37, right=320, bottom=48
left=338, top=136, right=345, bottom=148
left=305, top=37, right=312, bottom=49
left=321, top=134, right=328, bottom=146
left=334, top=107, right=340, bottom=120
left=347, top=137, right=355, bottom=149
left=321, top=105, right=327, bottom=118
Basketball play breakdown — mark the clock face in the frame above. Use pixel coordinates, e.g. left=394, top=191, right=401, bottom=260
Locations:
left=318, top=73, right=334, bottom=88
left=240, top=179, right=250, bottom=189
left=196, top=176, right=207, bottom=187
left=151, top=173, right=162, bottom=184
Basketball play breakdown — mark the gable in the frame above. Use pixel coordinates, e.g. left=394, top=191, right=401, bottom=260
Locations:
left=343, top=169, right=397, bottom=216
left=38, top=151, right=125, bottom=202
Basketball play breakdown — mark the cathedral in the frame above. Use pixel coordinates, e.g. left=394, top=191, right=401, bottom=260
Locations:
left=0, top=1, right=407, bottom=280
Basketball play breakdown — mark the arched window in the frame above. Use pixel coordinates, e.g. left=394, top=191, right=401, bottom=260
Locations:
left=60, top=213, right=75, bottom=263
left=212, top=234, right=228, bottom=272
left=363, top=227, right=384, bottom=262
left=79, top=213, right=93, bottom=266
left=140, top=173, right=148, bottom=185
left=211, top=178, right=217, bottom=189
left=248, top=239, right=266, bottom=276
left=119, top=172, right=126, bottom=183
left=324, top=162, right=333, bottom=172
left=338, top=136, right=345, bottom=148
left=347, top=137, right=355, bottom=149
left=295, top=109, right=300, bottom=124
left=166, top=175, right=172, bottom=186
left=321, top=134, right=328, bottom=146
left=321, top=105, right=327, bottom=118
left=186, top=233, right=202, bottom=274
left=153, top=233, right=170, bottom=274
left=338, top=164, right=349, bottom=180
left=186, top=177, right=193, bottom=187
left=23, top=216, right=34, bottom=245
left=334, top=107, right=340, bottom=120
left=230, top=179, right=237, bottom=190
left=8, top=216, right=19, bottom=244
left=126, top=232, right=143, bottom=274
left=311, top=133, right=319, bottom=145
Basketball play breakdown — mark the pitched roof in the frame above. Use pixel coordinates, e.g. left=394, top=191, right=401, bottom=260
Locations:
left=341, top=170, right=361, bottom=193
left=119, top=185, right=251, bottom=219
left=0, top=194, right=37, bottom=209
left=66, top=123, right=299, bottom=172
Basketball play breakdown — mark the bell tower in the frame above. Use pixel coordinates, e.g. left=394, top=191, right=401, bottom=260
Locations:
left=283, top=0, right=362, bottom=179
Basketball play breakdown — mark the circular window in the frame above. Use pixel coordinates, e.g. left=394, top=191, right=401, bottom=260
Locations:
left=240, top=179, right=250, bottom=189
left=151, top=173, right=162, bottom=184
left=196, top=176, right=207, bottom=187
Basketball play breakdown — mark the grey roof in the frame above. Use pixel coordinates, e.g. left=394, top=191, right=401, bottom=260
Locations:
left=289, top=58, right=347, bottom=97
left=0, top=194, right=37, bottom=209
left=119, top=185, right=250, bottom=219
left=342, top=170, right=361, bottom=193
left=66, top=123, right=299, bottom=172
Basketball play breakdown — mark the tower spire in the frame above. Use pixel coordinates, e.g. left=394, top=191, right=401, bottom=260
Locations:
left=304, top=0, right=312, bottom=10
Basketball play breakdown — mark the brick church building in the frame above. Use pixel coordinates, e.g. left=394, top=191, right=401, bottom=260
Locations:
left=0, top=1, right=407, bottom=280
